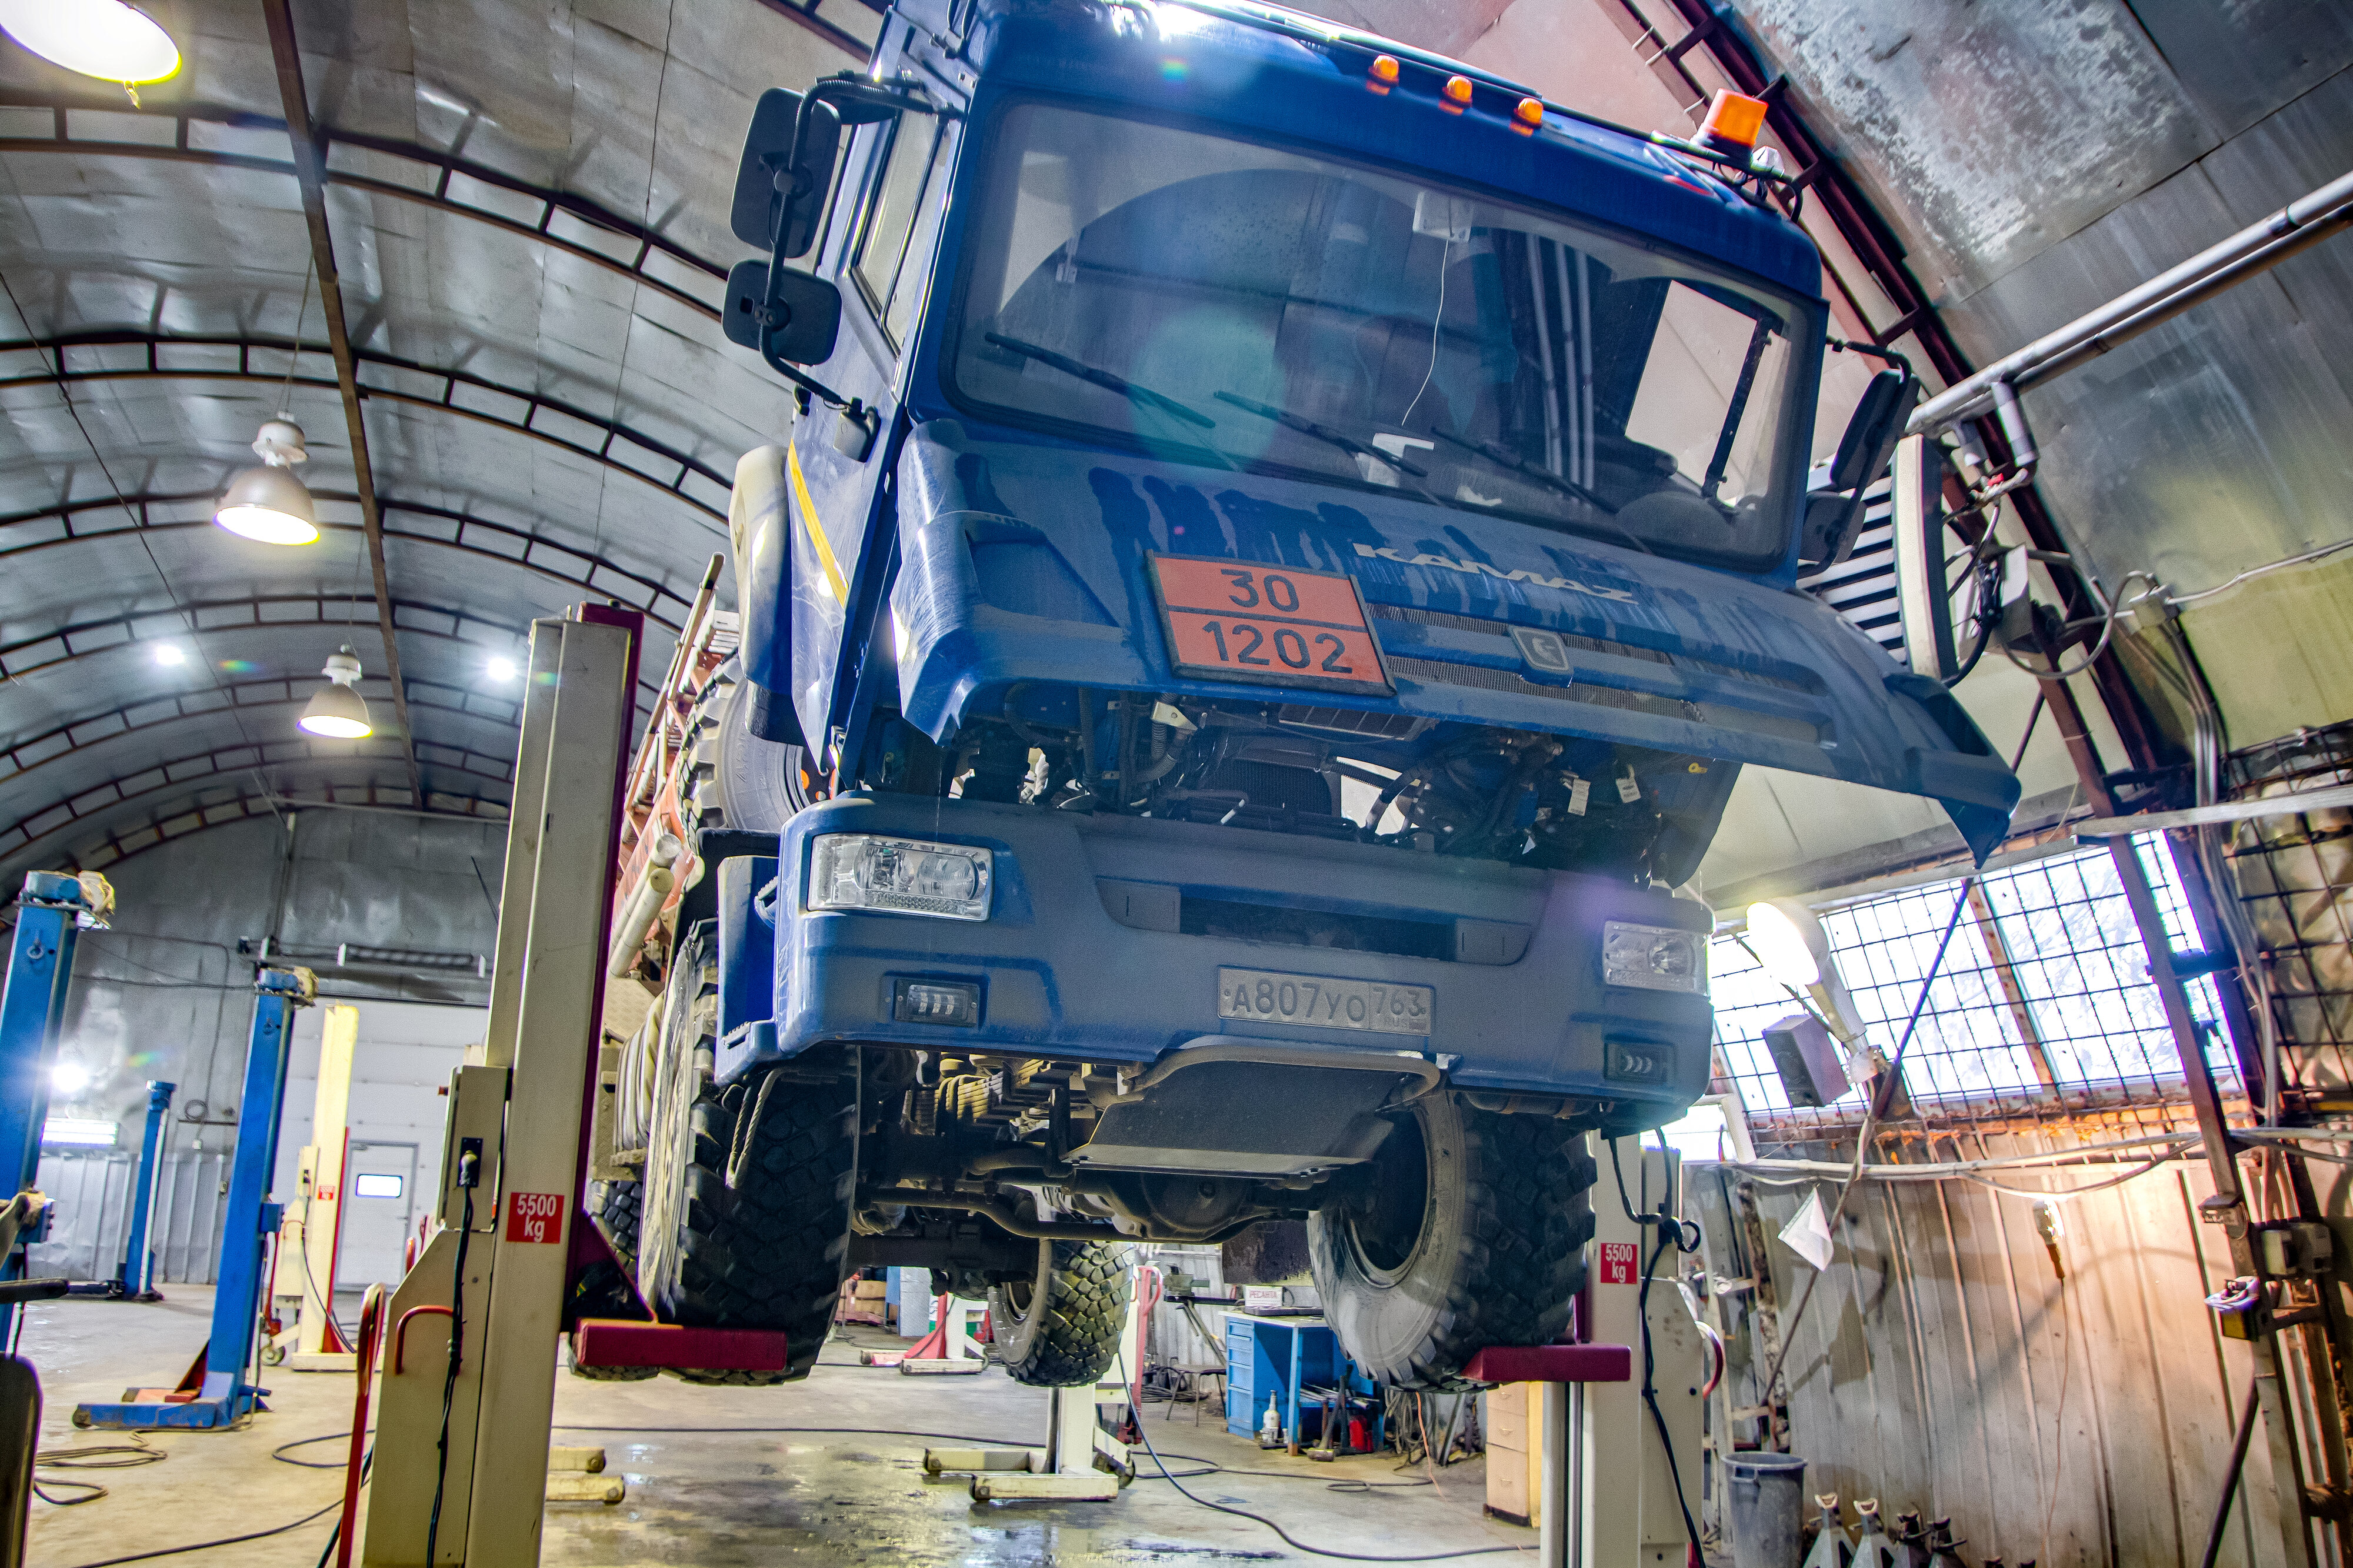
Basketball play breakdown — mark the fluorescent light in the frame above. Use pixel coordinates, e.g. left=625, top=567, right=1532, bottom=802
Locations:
left=485, top=656, right=518, bottom=682
left=0, top=0, right=180, bottom=86
left=44, top=1117, right=116, bottom=1147
left=51, top=1061, right=89, bottom=1095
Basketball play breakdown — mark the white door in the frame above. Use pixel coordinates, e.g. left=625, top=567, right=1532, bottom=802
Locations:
left=336, top=1141, right=419, bottom=1292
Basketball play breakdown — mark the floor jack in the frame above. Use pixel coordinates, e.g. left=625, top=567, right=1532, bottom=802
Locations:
left=924, top=1266, right=1153, bottom=1502
left=75, top=967, right=315, bottom=1429
left=271, top=1004, right=359, bottom=1370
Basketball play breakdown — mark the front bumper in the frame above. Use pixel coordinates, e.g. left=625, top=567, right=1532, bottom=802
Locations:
left=718, top=794, right=1714, bottom=1117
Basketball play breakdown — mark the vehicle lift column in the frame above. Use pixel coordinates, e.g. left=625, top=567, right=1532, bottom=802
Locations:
left=0, top=870, right=112, bottom=1345
left=76, top=967, right=316, bottom=1429
left=358, top=611, right=635, bottom=1566
left=276, top=1003, right=359, bottom=1370
left=69, top=1079, right=175, bottom=1301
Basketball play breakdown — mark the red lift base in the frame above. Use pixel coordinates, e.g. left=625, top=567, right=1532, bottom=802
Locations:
left=571, top=1319, right=790, bottom=1374
left=1459, top=1344, right=1632, bottom=1384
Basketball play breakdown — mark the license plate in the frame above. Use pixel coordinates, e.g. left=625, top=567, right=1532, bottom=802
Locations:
left=1150, top=555, right=1392, bottom=696
left=1218, top=968, right=1432, bottom=1036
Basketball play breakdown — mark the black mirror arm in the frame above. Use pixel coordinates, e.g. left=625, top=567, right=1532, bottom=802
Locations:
left=758, top=331, right=858, bottom=414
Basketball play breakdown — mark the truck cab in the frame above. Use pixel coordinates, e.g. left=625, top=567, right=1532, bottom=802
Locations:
left=606, top=0, right=2019, bottom=1391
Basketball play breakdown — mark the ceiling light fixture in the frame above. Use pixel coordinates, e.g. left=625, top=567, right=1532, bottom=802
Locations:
left=485, top=656, right=518, bottom=682
left=299, top=646, right=373, bottom=738
left=0, top=0, right=180, bottom=101
left=152, top=643, right=186, bottom=667
left=215, top=419, right=321, bottom=546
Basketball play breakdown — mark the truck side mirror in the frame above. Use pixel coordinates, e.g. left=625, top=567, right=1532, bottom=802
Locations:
left=724, top=261, right=842, bottom=366
left=1798, top=368, right=1916, bottom=567
left=1828, top=369, right=1912, bottom=493
left=730, top=88, right=843, bottom=258
left=1889, top=431, right=1960, bottom=683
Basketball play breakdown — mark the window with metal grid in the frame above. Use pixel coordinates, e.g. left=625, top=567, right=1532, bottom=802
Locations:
left=1709, top=835, right=2238, bottom=1146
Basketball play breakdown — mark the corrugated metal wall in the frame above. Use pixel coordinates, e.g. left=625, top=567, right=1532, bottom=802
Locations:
left=1691, top=1133, right=2307, bottom=1567
left=28, top=1149, right=231, bottom=1287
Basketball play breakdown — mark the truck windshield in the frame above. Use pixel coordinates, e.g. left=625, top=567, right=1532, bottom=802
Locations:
left=946, top=102, right=1809, bottom=571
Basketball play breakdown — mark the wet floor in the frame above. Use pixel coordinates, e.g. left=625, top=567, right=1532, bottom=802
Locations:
left=18, top=1287, right=1530, bottom=1564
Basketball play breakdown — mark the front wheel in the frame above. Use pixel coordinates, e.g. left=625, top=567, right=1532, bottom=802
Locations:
left=1309, top=1093, right=1596, bottom=1391
left=989, top=1239, right=1134, bottom=1388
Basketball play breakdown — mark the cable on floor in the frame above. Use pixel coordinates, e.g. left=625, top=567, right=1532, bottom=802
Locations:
left=274, top=1430, right=369, bottom=1469
left=32, top=1432, right=167, bottom=1505
left=54, top=1498, right=342, bottom=1568
left=1127, top=1420, right=1529, bottom=1561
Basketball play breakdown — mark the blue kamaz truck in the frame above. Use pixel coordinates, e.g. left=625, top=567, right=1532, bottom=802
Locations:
left=594, top=0, right=2019, bottom=1393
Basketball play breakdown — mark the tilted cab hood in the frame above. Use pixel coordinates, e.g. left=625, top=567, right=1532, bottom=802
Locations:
left=889, top=421, right=2019, bottom=859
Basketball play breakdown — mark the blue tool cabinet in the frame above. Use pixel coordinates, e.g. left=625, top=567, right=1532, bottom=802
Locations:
left=1222, top=1313, right=1384, bottom=1450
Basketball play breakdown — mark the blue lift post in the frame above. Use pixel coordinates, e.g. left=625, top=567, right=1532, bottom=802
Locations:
left=115, top=1082, right=175, bottom=1300
left=0, top=870, right=111, bottom=1347
left=75, top=969, right=311, bottom=1430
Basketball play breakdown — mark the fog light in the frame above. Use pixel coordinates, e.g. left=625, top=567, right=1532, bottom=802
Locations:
left=1601, top=921, right=1707, bottom=995
left=894, top=979, right=981, bottom=1027
left=808, top=834, right=993, bottom=920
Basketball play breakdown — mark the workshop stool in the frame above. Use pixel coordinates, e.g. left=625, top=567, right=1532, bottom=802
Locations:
left=1162, top=1364, right=1227, bottom=1424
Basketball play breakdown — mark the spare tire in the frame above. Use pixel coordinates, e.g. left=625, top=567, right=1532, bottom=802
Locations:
left=1308, top=1093, right=1595, bottom=1391
left=702, top=671, right=812, bottom=833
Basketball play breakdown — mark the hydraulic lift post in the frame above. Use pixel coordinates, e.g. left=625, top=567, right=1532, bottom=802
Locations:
left=276, top=1003, right=358, bottom=1369
left=75, top=967, right=315, bottom=1429
left=0, top=870, right=109, bottom=1344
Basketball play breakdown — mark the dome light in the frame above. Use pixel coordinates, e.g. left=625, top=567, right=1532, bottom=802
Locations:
left=0, top=0, right=181, bottom=92
left=215, top=419, right=321, bottom=545
left=299, top=646, right=373, bottom=739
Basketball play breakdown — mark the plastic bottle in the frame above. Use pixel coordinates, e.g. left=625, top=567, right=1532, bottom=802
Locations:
left=1259, top=1393, right=1281, bottom=1447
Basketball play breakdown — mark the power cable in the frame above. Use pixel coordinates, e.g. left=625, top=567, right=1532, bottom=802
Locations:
left=1608, top=1136, right=1704, bottom=1564
left=426, top=1166, right=477, bottom=1565
left=54, top=1499, right=341, bottom=1567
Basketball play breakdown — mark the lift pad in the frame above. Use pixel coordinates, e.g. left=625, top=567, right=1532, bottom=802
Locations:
left=569, top=1318, right=789, bottom=1374
left=1459, top=1345, right=1632, bottom=1384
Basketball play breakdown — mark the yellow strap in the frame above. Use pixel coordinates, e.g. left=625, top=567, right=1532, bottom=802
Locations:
left=788, top=441, right=851, bottom=606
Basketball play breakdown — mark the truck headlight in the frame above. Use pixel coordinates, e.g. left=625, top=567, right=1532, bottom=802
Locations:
left=1601, top=921, right=1707, bottom=995
left=807, top=835, right=993, bottom=921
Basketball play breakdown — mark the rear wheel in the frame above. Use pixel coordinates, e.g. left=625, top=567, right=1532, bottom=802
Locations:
left=641, top=1065, right=856, bottom=1383
left=990, top=1239, right=1135, bottom=1388
left=1309, top=1093, right=1596, bottom=1391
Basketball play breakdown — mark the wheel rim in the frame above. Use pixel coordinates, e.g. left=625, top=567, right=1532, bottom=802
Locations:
left=1343, top=1110, right=1431, bottom=1285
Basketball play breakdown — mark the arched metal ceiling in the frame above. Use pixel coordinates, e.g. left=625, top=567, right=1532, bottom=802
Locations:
left=0, top=0, right=881, bottom=876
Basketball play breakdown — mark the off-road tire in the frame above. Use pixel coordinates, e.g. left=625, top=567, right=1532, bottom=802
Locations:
left=566, top=1258, right=658, bottom=1382
left=1309, top=1093, right=1596, bottom=1391
left=645, top=1066, right=855, bottom=1383
left=990, top=1239, right=1134, bottom=1387
left=591, top=1178, right=643, bottom=1270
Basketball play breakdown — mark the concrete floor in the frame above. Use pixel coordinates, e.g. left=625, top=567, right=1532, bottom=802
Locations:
left=19, top=1286, right=1532, bottom=1565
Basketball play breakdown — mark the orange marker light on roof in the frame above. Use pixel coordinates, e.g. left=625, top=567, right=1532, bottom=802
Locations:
left=1441, top=74, right=1472, bottom=114
left=1367, top=53, right=1398, bottom=95
left=1698, top=88, right=1768, bottom=151
left=1512, top=95, right=1543, bottom=134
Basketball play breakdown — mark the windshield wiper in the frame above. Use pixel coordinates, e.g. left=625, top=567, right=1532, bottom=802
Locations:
left=1212, top=392, right=1428, bottom=478
left=985, top=333, right=1214, bottom=429
left=1427, top=430, right=1657, bottom=556
left=1427, top=430, right=1617, bottom=514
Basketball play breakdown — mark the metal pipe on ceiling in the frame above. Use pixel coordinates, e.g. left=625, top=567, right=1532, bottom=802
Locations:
left=263, top=0, right=420, bottom=802
left=1912, top=166, right=2353, bottom=433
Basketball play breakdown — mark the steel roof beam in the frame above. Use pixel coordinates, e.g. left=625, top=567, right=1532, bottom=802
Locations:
left=750, top=0, right=889, bottom=61
left=265, top=0, right=421, bottom=802
left=0, top=330, right=731, bottom=522
left=0, top=590, right=666, bottom=709
left=0, top=737, right=515, bottom=865
left=1, top=678, right=520, bottom=796
left=0, top=489, right=698, bottom=632
left=0, top=91, right=726, bottom=321
left=18, top=779, right=510, bottom=880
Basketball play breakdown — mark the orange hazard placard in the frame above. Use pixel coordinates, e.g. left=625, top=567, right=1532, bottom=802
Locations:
left=505, top=1192, right=565, bottom=1245
left=1150, top=555, right=1391, bottom=696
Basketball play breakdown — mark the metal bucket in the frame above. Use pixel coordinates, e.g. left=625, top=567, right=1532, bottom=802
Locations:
left=1725, top=1452, right=1807, bottom=1568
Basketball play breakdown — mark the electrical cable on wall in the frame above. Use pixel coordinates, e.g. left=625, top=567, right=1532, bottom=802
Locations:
left=426, top=1143, right=481, bottom=1565
left=1608, top=1136, right=1704, bottom=1566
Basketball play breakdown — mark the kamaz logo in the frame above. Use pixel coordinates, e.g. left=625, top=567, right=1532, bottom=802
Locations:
left=1352, top=543, right=1639, bottom=605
